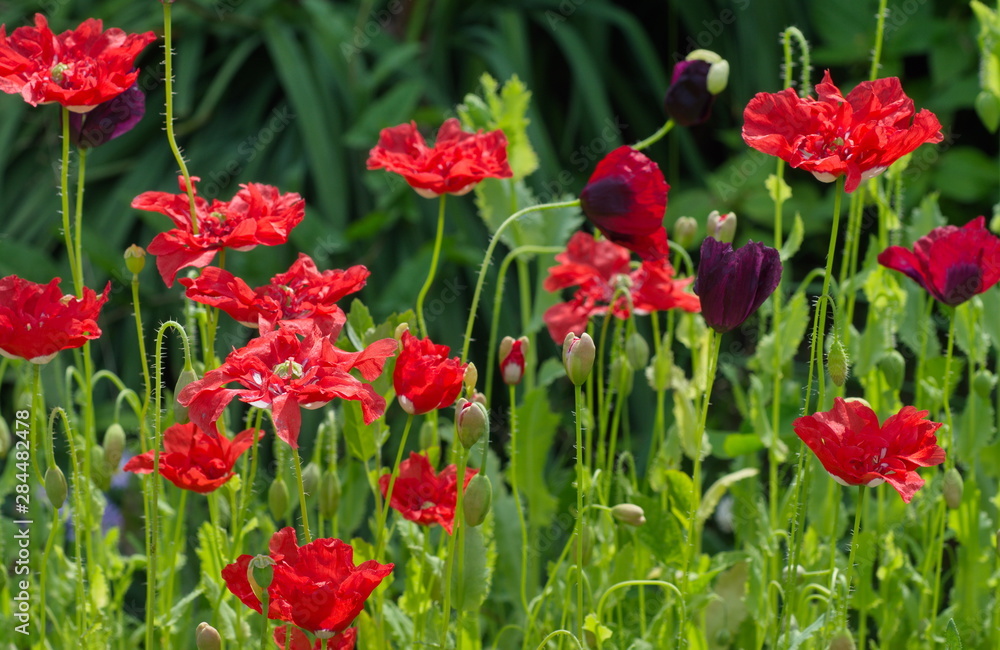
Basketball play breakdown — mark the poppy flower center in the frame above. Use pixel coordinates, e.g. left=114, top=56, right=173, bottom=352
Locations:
left=198, top=212, right=236, bottom=239
left=50, top=62, right=69, bottom=83
left=273, top=358, right=303, bottom=380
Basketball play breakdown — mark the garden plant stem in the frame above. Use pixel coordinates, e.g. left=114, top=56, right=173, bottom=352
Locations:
left=416, top=195, right=447, bottom=337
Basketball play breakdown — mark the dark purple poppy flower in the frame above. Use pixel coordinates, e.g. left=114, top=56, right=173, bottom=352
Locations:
left=664, top=54, right=728, bottom=127
left=68, top=81, right=145, bottom=148
left=694, top=237, right=782, bottom=333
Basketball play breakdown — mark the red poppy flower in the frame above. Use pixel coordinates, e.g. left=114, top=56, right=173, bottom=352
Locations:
left=877, top=216, right=1000, bottom=307
left=742, top=71, right=943, bottom=192
left=0, top=14, right=155, bottom=111
left=378, top=452, right=478, bottom=534
left=366, top=118, right=513, bottom=197
left=122, top=422, right=261, bottom=493
left=179, top=326, right=397, bottom=448
left=792, top=398, right=945, bottom=503
left=579, top=146, right=670, bottom=261
left=393, top=330, right=468, bottom=415
left=222, top=527, right=393, bottom=635
left=0, top=275, right=110, bottom=363
left=542, top=232, right=700, bottom=343
left=275, top=626, right=357, bottom=650
left=132, top=177, right=305, bottom=287
left=179, top=254, right=368, bottom=337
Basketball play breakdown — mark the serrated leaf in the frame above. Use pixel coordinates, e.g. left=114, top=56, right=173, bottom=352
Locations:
left=458, top=73, right=538, bottom=180
left=632, top=493, right=685, bottom=566
left=697, top=468, right=759, bottom=525
left=780, top=213, right=804, bottom=261
left=346, top=299, right=376, bottom=350
left=584, top=612, right=613, bottom=642
left=750, top=291, right=809, bottom=374
left=945, top=618, right=963, bottom=649
left=765, top=173, right=792, bottom=204
left=342, top=400, right=377, bottom=462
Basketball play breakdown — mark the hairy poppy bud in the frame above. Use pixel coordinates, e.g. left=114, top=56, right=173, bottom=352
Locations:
left=45, top=466, right=67, bottom=509
left=463, top=473, right=493, bottom=527
left=625, top=332, right=650, bottom=370
left=973, top=369, right=996, bottom=399
left=563, top=332, right=596, bottom=386
left=268, top=478, right=290, bottom=521
left=91, top=446, right=111, bottom=492
left=706, top=210, right=737, bottom=244
left=611, top=503, right=646, bottom=526
left=173, top=365, right=199, bottom=425
left=673, top=216, right=698, bottom=249
left=943, top=468, right=963, bottom=509
left=456, top=399, right=489, bottom=449
left=827, top=335, right=849, bottom=387
left=103, top=423, right=126, bottom=473
left=300, top=462, right=320, bottom=496
left=195, top=622, right=222, bottom=650
left=879, top=351, right=905, bottom=392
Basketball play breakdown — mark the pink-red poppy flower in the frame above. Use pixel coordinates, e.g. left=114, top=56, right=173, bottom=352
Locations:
left=123, top=422, right=261, bottom=494
left=694, top=236, right=783, bottom=333
left=742, top=71, right=943, bottom=192
left=793, top=398, right=945, bottom=503
left=877, top=216, right=1000, bottom=307
left=0, top=275, right=110, bottom=363
left=275, top=626, right=357, bottom=650
left=579, top=146, right=670, bottom=261
left=0, top=14, right=155, bottom=111
left=378, top=452, right=478, bottom=535
left=366, top=118, right=513, bottom=197
left=393, top=330, right=468, bottom=415
left=542, top=232, right=700, bottom=343
left=179, top=254, right=368, bottom=337
left=499, top=336, right=528, bottom=386
left=222, top=527, right=392, bottom=636
left=132, top=177, right=305, bottom=287
left=179, top=326, right=396, bottom=448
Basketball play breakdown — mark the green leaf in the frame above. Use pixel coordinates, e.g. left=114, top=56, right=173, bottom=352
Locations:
left=765, top=173, right=792, bottom=205
left=632, top=493, right=685, bottom=566
left=343, top=79, right=425, bottom=148
left=513, top=388, right=560, bottom=528
left=451, top=525, right=493, bottom=611
left=750, top=291, right=809, bottom=373
left=945, top=618, right=964, bottom=649
left=697, top=468, right=759, bottom=525
left=779, top=213, right=804, bottom=261
left=342, top=400, right=378, bottom=462
left=458, top=74, right=539, bottom=180
left=345, top=299, right=376, bottom=351
left=954, top=298, right=990, bottom=366
left=584, top=613, right=613, bottom=643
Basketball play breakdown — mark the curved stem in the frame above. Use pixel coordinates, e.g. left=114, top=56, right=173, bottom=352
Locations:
left=374, top=414, right=414, bottom=561
left=162, top=1, right=199, bottom=233
left=416, top=195, right=447, bottom=337
left=632, top=119, right=674, bottom=151
left=131, top=276, right=153, bottom=454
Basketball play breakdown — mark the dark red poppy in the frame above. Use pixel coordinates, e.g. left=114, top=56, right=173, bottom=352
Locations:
left=68, top=80, right=144, bottom=148
left=0, top=276, right=110, bottom=363
left=366, top=118, right=513, bottom=197
left=579, top=146, right=669, bottom=261
left=743, top=71, right=943, bottom=192
left=274, top=626, right=357, bottom=650
left=132, top=177, right=305, bottom=287
left=664, top=60, right=715, bottom=127
left=179, top=254, right=368, bottom=337
left=378, top=452, right=478, bottom=535
left=393, top=330, right=468, bottom=415
left=122, top=422, right=260, bottom=493
left=793, top=398, right=945, bottom=503
left=542, top=232, right=700, bottom=343
left=0, top=14, right=155, bottom=111
left=693, top=237, right=782, bottom=334
left=179, top=326, right=396, bottom=448
left=877, top=216, right=1000, bottom=306
left=222, top=527, right=393, bottom=635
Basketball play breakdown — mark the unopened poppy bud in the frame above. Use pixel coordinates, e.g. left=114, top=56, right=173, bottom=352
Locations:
left=195, top=622, right=222, bottom=650
left=706, top=210, right=737, bottom=244
left=268, top=478, right=290, bottom=521
left=499, top=336, right=529, bottom=385
left=973, top=369, right=996, bottom=399
left=300, top=462, right=320, bottom=496
left=828, top=630, right=857, bottom=650
left=318, top=469, right=341, bottom=518
left=91, top=446, right=111, bottom=492
left=942, top=468, right=963, bottom=509
left=0, top=418, right=10, bottom=459
left=173, top=365, right=199, bottom=424
left=673, top=216, right=698, bottom=249
left=471, top=391, right=488, bottom=407
left=879, top=351, right=905, bottom=392
left=247, top=555, right=276, bottom=604
left=625, top=332, right=650, bottom=370
left=103, top=423, right=126, bottom=473
left=45, top=466, right=67, bottom=509
left=610, top=356, right=634, bottom=396
left=124, top=244, right=146, bottom=275
left=463, top=362, right=478, bottom=392
left=463, top=473, right=492, bottom=527
left=456, top=399, right=489, bottom=449
left=611, top=503, right=646, bottom=526
left=419, top=419, right=438, bottom=451
left=827, top=335, right=849, bottom=387
left=571, top=525, right=594, bottom=565
left=563, top=332, right=596, bottom=386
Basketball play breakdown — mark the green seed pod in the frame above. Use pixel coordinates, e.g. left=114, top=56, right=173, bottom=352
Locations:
left=0, top=417, right=10, bottom=459
left=268, top=478, right=290, bottom=522
left=972, top=369, right=996, bottom=400
left=611, top=503, right=646, bottom=526
left=300, top=462, right=320, bottom=496
left=173, top=366, right=199, bottom=425
left=942, top=468, right=963, bottom=510
left=827, top=335, right=849, bottom=387
left=878, top=350, right=905, bottom=392
left=103, top=423, right=127, bottom=473
left=625, top=331, right=650, bottom=370
left=195, top=622, right=222, bottom=650
left=463, top=474, right=492, bottom=527
left=45, top=466, right=67, bottom=509
left=318, top=469, right=342, bottom=518
left=246, top=555, right=276, bottom=604
left=563, top=333, right=596, bottom=386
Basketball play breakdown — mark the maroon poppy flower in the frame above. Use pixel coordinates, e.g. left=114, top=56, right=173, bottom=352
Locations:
left=68, top=80, right=144, bottom=148
left=664, top=53, right=728, bottom=127
left=132, top=177, right=305, bottom=287
left=877, top=216, right=1000, bottom=307
left=122, top=422, right=261, bottom=493
left=393, top=330, right=468, bottom=415
left=743, top=71, right=943, bottom=192
left=222, top=527, right=393, bottom=635
left=793, top=398, right=945, bottom=503
left=579, top=146, right=670, bottom=261
left=542, top=232, right=700, bottom=343
left=378, top=452, right=478, bottom=535
left=0, top=275, right=110, bottom=363
left=179, top=254, right=368, bottom=337
left=275, top=626, right=357, bottom=650
left=179, top=326, right=396, bottom=448
left=366, top=118, right=513, bottom=197
left=0, top=14, right=155, bottom=111
left=693, top=237, right=782, bottom=334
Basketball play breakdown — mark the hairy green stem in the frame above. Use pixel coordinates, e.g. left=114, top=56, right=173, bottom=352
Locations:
left=416, top=195, right=447, bottom=337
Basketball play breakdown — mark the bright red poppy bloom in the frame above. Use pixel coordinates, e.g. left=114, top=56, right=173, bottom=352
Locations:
left=179, top=254, right=369, bottom=337
left=793, top=398, right=945, bottom=503
left=0, top=14, right=155, bottom=111
left=275, top=626, right=356, bottom=650
left=122, top=422, right=261, bottom=494
left=877, top=216, right=1000, bottom=306
left=179, top=326, right=396, bottom=448
left=742, top=71, right=943, bottom=192
left=0, top=276, right=110, bottom=363
left=132, top=177, right=305, bottom=287
left=579, top=146, right=670, bottom=261
left=393, top=330, right=468, bottom=415
left=542, top=232, right=700, bottom=343
left=378, top=452, right=478, bottom=535
left=222, top=527, right=392, bottom=636
left=366, top=118, right=513, bottom=197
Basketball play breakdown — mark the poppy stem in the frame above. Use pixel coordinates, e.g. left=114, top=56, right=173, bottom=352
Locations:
left=258, top=593, right=270, bottom=649
left=234, top=408, right=266, bottom=556
left=842, top=485, right=867, bottom=636
left=942, top=313, right=957, bottom=469
left=632, top=119, right=674, bottom=151
left=507, top=382, right=530, bottom=615
left=374, top=414, right=414, bottom=562
left=161, top=1, right=199, bottom=235
left=870, top=0, right=890, bottom=81
left=59, top=107, right=82, bottom=295
left=73, top=147, right=88, bottom=297
left=415, top=195, right=447, bottom=338
left=292, top=447, right=312, bottom=544
left=574, top=382, right=586, bottom=641
left=50, top=407, right=88, bottom=637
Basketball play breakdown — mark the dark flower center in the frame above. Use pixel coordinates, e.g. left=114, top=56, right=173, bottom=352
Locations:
left=941, top=262, right=983, bottom=305
left=580, top=177, right=631, bottom=219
